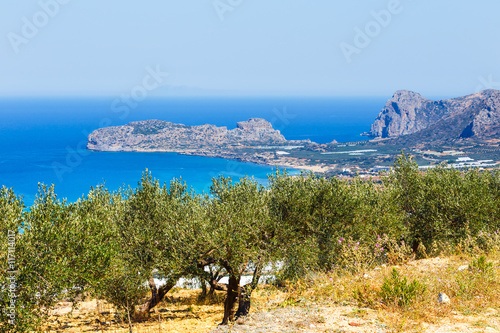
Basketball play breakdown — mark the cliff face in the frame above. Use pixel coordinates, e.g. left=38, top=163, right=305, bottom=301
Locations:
left=87, top=118, right=287, bottom=152
left=369, top=89, right=500, bottom=143
left=369, top=90, right=430, bottom=138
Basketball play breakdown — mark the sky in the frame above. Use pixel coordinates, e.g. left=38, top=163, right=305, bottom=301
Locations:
left=1, top=0, right=500, bottom=98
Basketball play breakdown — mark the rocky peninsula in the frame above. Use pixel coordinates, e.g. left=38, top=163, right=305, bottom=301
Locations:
left=88, top=118, right=287, bottom=151
left=87, top=118, right=332, bottom=172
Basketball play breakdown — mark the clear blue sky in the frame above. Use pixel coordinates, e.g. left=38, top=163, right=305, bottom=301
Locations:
left=1, top=0, right=499, bottom=98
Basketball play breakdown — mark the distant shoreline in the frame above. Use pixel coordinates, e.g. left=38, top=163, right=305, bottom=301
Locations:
left=87, top=147, right=333, bottom=174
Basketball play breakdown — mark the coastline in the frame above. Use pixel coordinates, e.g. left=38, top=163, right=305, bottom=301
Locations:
left=87, top=146, right=333, bottom=174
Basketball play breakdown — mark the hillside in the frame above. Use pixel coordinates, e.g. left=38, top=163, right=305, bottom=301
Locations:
left=44, top=255, right=500, bottom=333
left=369, top=89, right=500, bottom=144
left=6, top=156, right=500, bottom=332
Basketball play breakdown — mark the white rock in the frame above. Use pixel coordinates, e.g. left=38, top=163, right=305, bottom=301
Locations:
left=486, top=308, right=498, bottom=316
left=437, top=293, right=451, bottom=305
left=457, top=265, right=468, bottom=271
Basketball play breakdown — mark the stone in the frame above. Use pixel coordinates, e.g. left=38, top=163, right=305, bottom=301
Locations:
left=349, top=322, right=363, bottom=326
left=437, top=293, right=451, bottom=305
left=485, top=308, right=498, bottom=316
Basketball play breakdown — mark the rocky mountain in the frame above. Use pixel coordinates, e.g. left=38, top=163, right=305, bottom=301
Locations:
left=368, top=89, right=500, bottom=143
left=87, top=118, right=288, bottom=152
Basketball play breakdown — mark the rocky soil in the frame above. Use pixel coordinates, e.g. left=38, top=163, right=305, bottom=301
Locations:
left=210, top=305, right=500, bottom=333
left=210, top=305, right=385, bottom=333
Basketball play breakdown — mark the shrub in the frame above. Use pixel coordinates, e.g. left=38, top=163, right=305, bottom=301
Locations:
left=468, top=255, right=494, bottom=279
left=335, top=236, right=387, bottom=274
left=380, top=268, right=426, bottom=308
left=353, top=284, right=379, bottom=308
left=456, top=256, right=496, bottom=301
left=385, top=238, right=415, bottom=265
left=474, top=230, right=500, bottom=254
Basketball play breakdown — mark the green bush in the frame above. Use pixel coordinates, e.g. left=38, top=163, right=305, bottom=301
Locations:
left=380, top=268, right=426, bottom=308
left=456, top=256, right=496, bottom=301
left=388, top=154, right=500, bottom=255
left=469, top=255, right=494, bottom=278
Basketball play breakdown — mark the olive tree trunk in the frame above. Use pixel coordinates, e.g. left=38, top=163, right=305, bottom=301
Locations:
left=235, top=261, right=262, bottom=318
left=134, top=278, right=176, bottom=321
left=221, top=275, right=240, bottom=325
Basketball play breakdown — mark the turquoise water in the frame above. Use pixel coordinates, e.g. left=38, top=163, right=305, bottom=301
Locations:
left=0, top=97, right=384, bottom=205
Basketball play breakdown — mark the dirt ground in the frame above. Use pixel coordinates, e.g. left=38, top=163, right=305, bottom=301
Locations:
left=210, top=305, right=500, bottom=333
left=44, top=290, right=223, bottom=333
left=43, top=257, right=500, bottom=333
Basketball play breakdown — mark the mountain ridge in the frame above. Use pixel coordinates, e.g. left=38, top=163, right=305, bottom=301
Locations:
left=368, top=89, right=500, bottom=144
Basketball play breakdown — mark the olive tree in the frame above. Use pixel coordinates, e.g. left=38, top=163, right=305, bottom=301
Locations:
left=268, top=170, right=404, bottom=275
left=113, top=171, right=210, bottom=320
left=388, top=153, right=500, bottom=254
left=267, top=171, right=321, bottom=280
left=0, top=184, right=123, bottom=332
left=206, top=176, right=276, bottom=324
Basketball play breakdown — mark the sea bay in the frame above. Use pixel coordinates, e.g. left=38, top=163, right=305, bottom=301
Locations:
left=0, top=97, right=384, bottom=205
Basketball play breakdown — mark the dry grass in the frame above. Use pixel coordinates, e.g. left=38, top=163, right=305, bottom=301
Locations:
left=278, top=253, right=500, bottom=332
left=43, top=290, right=226, bottom=333
left=43, top=251, right=500, bottom=332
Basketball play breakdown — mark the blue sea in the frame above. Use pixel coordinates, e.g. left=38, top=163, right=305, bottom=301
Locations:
left=0, top=97, right=385, bottom=205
